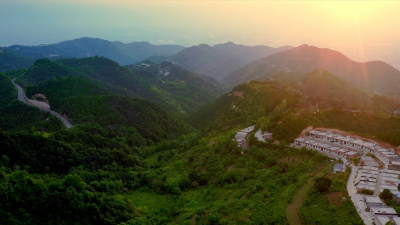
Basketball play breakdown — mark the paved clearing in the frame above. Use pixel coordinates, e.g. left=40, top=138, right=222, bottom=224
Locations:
left=286, top=163, right=330, bottom=225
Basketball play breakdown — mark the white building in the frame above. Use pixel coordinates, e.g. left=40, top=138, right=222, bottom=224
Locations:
left=371, top=207, right=398, bottom=217
left=375, top=216, right=391, bottom=225
left=365, top=196, right=384, bottom=208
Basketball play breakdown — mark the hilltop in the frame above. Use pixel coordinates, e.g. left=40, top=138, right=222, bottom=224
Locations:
left=2, top=37, right=184, bottom=67
left=225, top=45, right=400, bottom=97
left=0, top=50, right=33, bottom=72
left=17, top=57, right=224, bottom=117
left=168, top=42, right=292, bottom=80
left=191, top=71, right=400, bottom=143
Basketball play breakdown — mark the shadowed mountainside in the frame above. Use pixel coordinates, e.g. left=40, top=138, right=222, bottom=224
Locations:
left=0, top=50, right=33, bottom=72
left=3, top=37, right=184, bottom=66
left=226, top=45, right=400, bottom=97
left=17, top=57, right=224, bottom=117
left=168, top=42, right=292, bottom=80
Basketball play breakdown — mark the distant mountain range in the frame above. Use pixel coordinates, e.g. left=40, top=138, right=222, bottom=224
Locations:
left=225, top=45, right=400, bottom=97
left=167, top=42, right=292, bottom=80
left=4, top=38, right=400, bottom=98
left=1, top=37, right=184, bottom=68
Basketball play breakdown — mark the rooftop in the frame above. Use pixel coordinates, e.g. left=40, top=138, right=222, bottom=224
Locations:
left=375, top=216, right=391, bottom=225
left=365, top=196, right=383, bottom=204
left=346, top=151, right=358, bottom=155
left=393, top=217, right=400, bottom=225
left=370, top=207, right=397, bottom=215
left=333, top=164, right=345, bottom=170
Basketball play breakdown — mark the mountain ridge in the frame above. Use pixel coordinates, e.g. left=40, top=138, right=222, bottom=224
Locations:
left=16, top=57, right=224, bottom=117
left=167, top=42, right=293, bottom=80
left=2, top=37, right=185, bottom=67
left=225, top=44, right=400, bottom=97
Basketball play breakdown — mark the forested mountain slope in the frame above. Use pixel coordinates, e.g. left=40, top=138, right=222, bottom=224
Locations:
left=0, top=66, right=385, bottom=225
left=226, top=45, right=400, bottom=97
left=25, top=76, right=191, bottom=141
left=168, top=42, right=292, bottom=80
left=0, top=50, right=33, bottom=72
left=17, top=57, right=224, bottom=117
left=191, top=71, right=400, bottom=142
left=0, top=72, right=63, bottom=131
left=127, top=61, right=225, bottom=115
left=2, top=67, right=191, bottom=143
left=0, top=83, right=366, bottom=224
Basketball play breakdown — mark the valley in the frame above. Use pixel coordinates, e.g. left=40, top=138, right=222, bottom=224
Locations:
left=3, top=38, right=400, bottom=225
left=5, top=1, right=400, bottom=224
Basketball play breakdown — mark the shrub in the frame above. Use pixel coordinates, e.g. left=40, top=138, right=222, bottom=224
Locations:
left=314, top=177, right=332, bottom=193
left=361, top=189, right=374, bottom=195
left=380, top=189, right=393, bottom=201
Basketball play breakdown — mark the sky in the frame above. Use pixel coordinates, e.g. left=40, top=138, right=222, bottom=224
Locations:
left=1, top=0, right=400, bottom=64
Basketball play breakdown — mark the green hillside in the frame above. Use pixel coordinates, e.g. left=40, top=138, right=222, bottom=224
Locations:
left=0, top=72, right=63, bottom=131
left=0, top=49, right=33, bottom=72
left=127, top=61, right=224, bottom=115
left=24, top=75, right=191, bottom=142
left=17, top=58, right=75, bottom=86
left=0, top=121, right=336, bottom=224
left=190, top=71, right=400, bottom=144
left=0, top=67, right=381, bottom=224
left=292, top=69, right=370, bottom=109
left=189, top=81, right=287, bottom=132
left=18, top=57, right=223, bottom=117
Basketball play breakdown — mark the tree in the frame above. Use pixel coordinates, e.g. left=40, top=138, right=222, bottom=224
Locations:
left=380, top=189, right=393, bottom=201
left=1, top=155, right=9, bottom=167
left=352, top=157, right=360, bottom=165
left=314, top=177, right=332, bottom=193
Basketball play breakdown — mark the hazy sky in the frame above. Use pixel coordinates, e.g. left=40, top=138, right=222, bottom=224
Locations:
left=1, top=0, right=400, bottom=63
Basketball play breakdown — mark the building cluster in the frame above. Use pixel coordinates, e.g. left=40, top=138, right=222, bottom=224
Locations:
left=294, top=138, right=360, bottom=160
left=359, top=196, right=400, bottom=225
left=354, top=166, right=400, bottom=194
left=254, top=129, right=272, bottom=142
left=235, top=126, right=254, bottom=149
left=380, top=171, right=400, bottom=196
left=361, top=156, right=380, bottom=167
left=294, top=129, right=400, bottom=224
left=354, top=166, right=400, bottom=225
left=295, top=130, right=400, bottom=167
left=355, top=166, right=378, bottom=193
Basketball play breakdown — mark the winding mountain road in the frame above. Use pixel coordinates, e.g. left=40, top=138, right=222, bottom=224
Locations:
left=11, top=76, right=73, bottom=129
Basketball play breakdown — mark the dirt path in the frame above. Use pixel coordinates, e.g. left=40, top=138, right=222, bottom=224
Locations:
left=286, top=163, right=330, bottom=225
left=11, top=76, right=73, bottom=129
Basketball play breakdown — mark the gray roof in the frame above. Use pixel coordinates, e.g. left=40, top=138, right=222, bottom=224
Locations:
left=333, top=164, right=345, bottom=170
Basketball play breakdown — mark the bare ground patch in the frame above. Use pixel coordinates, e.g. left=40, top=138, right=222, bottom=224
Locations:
left=327, top=192, right=344, bottom=207
left=240, top=192, right=249, bottom=200
left=227, top=164, right=235, bottom=172
left=191, top=214, right=197, bottom=225
left=227, top=190, right=240, bottom=202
